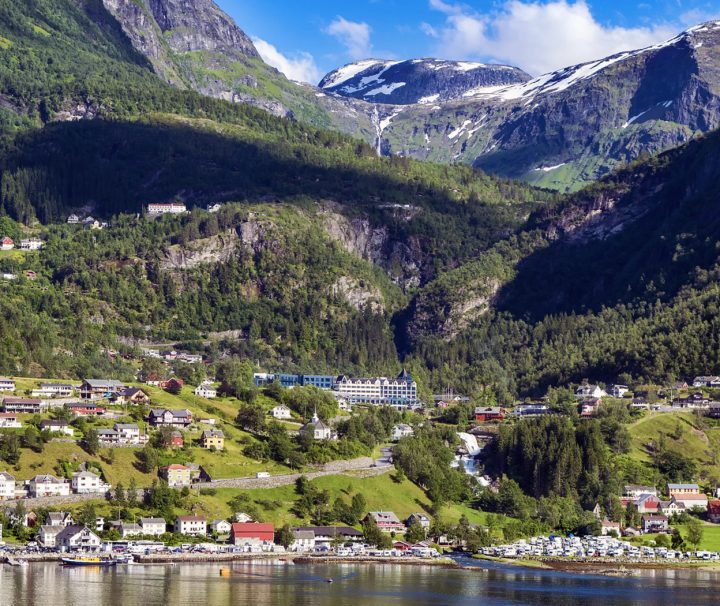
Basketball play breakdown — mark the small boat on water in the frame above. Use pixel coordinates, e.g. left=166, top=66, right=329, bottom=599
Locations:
left=6, top=558, right=28, bottom=567
left=61, top=556, right=117, bottom=567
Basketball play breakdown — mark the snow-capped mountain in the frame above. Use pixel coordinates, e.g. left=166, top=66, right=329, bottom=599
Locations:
left=319, top=58, right=530, bottom=105
left=356, top=21, right=720, bottom=191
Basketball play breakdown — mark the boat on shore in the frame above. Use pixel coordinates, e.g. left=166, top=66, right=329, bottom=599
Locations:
left=61, top=556, right=117, bottom=567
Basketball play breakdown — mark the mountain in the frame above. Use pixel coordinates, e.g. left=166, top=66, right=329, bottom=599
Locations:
left=318, top=59, right=530, bottom=105
left=324, top=22, right=720, bottom=191
left=403, top=127, right=720, bottom=395
left=98, top=0, right=374, bottom=133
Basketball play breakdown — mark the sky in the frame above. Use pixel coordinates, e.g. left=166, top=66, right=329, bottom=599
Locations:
left=216, top=0, right=720, bottom=83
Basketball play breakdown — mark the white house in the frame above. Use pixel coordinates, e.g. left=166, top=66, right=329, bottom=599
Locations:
left=0, top=472, right=15, bottom=500
left=32, top=383, right=74, bottom=398
left=391, top=424, right=414, bottom=441
left=56, top=525, right=102, bottom=550
left=19, top=239, right=43, bottom=251
left=271, top=405, right=292, bottom=420
left=210, top=520, right=232, bottom=535
left=38, top=525, right=63, bottom=548
left=300, top=411, right=333, bottom=441
left=71, top=471, right=110, bottom=494
left=39, top=419, right=73, bottom=436
left=234, top=512, right=254, bottom=523
left=0, top=378, right=15, bottom=392
left=0, top=413, right=21, bottom=429
left=114, top=423, right=141, bottom=444
left=0, top=237, right=14, bottom=251
left=194, top=385, right=217, bottom=399
left=174, top=516, right=206, bottom=536
left=140, top=518, right=167, bottom=536
left=119, top=523, right=143, bottom=538
left=147, top=202, right=188, bottom=216
left=610, top=385, right=630, bottom=398
left=575, top=385, right=607, bottom=399
left=28, top=474, right=70, bottom=497
left=290, top=529, right=316, bottom=552
left=46, top=511, right=74, bottom=527
left=67, top=214, right=80, bottom=225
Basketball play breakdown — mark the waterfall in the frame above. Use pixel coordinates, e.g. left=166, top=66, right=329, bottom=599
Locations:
left=455, top=432, right=483, bottom=477
left=458, top=432, right=482, bottom=456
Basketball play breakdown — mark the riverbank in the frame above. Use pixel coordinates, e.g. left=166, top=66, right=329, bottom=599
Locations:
left=470, top=554, right=720, bottom=574
left=1, top=552, right=455, bottom=567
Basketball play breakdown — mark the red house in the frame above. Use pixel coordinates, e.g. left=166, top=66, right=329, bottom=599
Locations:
left=170, top=431, right=184, bottom=448
left=161, top=378, right=184, bottom=394
left=231, top=522, right=275, bottom=545
left=474, top=407, right=506, bottom=422
left=67, top=403, right=106, bottom=416
left=708, top=500, right=720, bottom=523
left=0, top=237, right=14, bottom=251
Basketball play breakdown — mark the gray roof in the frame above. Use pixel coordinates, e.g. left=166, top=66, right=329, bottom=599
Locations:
left=150, top=408, right=191, bottom=418
left=83, top=379, right=124, bottom=388
left=293, top=530, right=315, bottom=540
left=40, top=420, right=69, bottom=427
left=202, top=429, right=224, bottom=438
left=140, top=517, right=166, bottom=525
left=294, top=526, right=363, bottom=537
left=114, top=423, right=139, bottom=430
left=368, top=511, right=402, bottom=524
left=31, top=474, right=63, bottom=483
left=56, top=524, right=97, bottom=541
left=668, top=483, right=700, bottom=490
left=0, top=471, right=15, bottom=481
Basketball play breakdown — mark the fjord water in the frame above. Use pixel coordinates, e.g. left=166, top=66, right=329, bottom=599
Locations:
left=2, top=560, right=719, bottom=605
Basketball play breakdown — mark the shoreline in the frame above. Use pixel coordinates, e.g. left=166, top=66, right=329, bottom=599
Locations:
left=470, top=554, right=720, bottom=574
left=1, top=553, right=456, bottom=568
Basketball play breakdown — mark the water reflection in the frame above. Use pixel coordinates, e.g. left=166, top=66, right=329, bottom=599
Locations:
left=2, top=560, right=720, bottom=605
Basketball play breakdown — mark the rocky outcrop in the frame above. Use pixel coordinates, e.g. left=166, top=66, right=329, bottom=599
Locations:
left=331, top=276, right=384, bottom=313
left=321, top=205, right=423, bottom=290
left=162, top=231, right=239, bottom=269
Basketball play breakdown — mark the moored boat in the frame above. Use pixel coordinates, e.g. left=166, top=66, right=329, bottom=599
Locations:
left=61, top=556, right=117, bottom=567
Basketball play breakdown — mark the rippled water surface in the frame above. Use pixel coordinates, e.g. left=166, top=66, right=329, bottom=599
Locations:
left=2, top=558, right=720, bottom=605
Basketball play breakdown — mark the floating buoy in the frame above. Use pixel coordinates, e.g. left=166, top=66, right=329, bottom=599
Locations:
left=219, top=568, right=231, bottom=577
left=325, top=578, right=333, bottom=584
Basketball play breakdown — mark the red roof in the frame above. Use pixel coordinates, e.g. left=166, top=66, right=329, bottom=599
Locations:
left=231, top=522, right=274, bottom=541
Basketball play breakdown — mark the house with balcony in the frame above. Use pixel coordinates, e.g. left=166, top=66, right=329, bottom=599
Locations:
left=159, top=464, right=193, bottom=487
left=28, top=475, right=70, bottom=497
left=0, top=413, right=21, bottom=429
left=0, top=472, right=15, bottom=500
left=148, top=408, right=192, bottom=428
left=71, top=471, right=110, bottom=494
left=174, top=516, right=206, bottom=536
left=364, top=511, right=406, bottom=533
left=79, top=379, right=125, bottom=400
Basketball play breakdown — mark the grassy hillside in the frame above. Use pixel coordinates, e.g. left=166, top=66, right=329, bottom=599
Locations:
left=627, top=412, right=720, bottom=487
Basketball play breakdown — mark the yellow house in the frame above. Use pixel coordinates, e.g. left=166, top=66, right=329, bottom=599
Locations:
left=159, top=464, right=192, bottom=487
left=201, top=429, right=225, bottom=450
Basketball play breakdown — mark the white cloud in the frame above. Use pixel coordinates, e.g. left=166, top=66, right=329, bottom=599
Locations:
left=420, top=22, right=440, bottom=38
left=426, top=0, right=677, bottom=75
left=253, top=38, right=322, bottom=84
left=325, top=16, right=373, bottom=59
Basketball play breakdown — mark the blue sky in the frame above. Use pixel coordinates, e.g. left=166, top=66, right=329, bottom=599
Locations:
left=216, top=0, right=720, bottom=82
